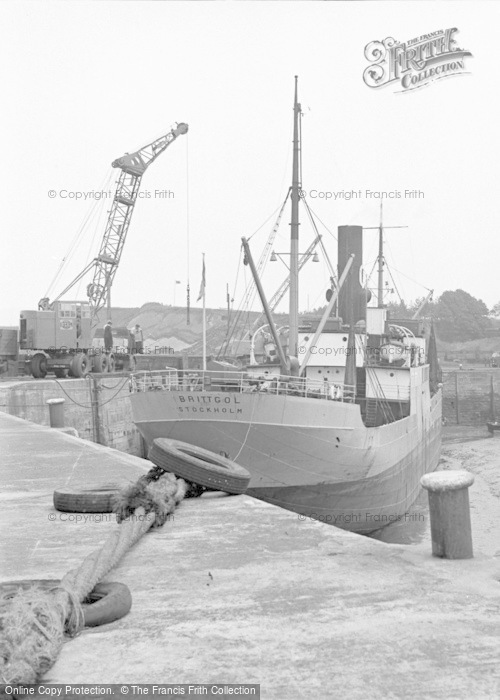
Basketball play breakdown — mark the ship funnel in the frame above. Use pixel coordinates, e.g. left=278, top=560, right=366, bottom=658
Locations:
left=337, top=225, right=366, bottom=325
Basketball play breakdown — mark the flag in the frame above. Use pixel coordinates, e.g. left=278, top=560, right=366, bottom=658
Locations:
left=197, top=255, right=206, bottom=302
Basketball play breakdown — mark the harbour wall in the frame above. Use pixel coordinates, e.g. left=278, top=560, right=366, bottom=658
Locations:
left=0, top=369, right=496, bottom=451
left=0, top=376, right=144, bottom=456
left=442, top=369, right=500, bottom=425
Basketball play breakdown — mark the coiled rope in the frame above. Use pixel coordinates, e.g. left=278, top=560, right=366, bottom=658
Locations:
left=0, top=469, right=187, bottom=684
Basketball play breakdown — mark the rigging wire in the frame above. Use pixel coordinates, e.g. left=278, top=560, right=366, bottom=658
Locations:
left=221, top=193, right=337, bottom=355
left=365, top=256, right=379, bottom=293
left=245, top=191, right=291, bottom=313
left=218, top=246, right=244, bottom=358
left=385, top=261, right=404, bottom=305
left=303, top=203, right=337, bottom=241
left=220, top=196, right=290, bottom=355
left=75, top=196, right=109, bottom=301
left=385, top=261, right=433, bottom=292
left=44, top=169, right=114, bottom=299
left=302, top=200, right=336, bottom=278
left=247, top=202, right=285, bottom=243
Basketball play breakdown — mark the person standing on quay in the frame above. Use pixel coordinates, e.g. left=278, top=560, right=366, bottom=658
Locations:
left=133, top=324, right=144, bottom=354
left=128, top=328, right=136, bottom=355
left=104, top=320, right=113, bottom=352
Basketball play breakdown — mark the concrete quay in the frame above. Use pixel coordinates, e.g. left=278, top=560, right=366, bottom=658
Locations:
left=1, top=412, right=499, bottom=698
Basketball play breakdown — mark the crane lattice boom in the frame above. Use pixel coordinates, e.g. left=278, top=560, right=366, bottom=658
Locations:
left=86, top=123, right=188, bottom=319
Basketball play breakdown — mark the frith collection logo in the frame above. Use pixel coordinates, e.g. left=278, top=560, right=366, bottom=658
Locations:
left=363, top=28, right=472, bottom=92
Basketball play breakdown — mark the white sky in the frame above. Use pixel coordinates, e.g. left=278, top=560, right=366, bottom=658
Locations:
left=1, top=1, right=498, bottom=325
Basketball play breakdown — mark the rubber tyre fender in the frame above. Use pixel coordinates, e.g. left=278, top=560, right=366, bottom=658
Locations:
left=53, top=486, right=122, bottom=513
left=0, top=580, right=132, bottom=628
left=148, top=438, right=250, bottom=494
left=82, top=581, right=132, bottom=627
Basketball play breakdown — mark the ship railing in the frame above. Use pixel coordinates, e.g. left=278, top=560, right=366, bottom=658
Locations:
left=129, top=369, right=357, bottom=403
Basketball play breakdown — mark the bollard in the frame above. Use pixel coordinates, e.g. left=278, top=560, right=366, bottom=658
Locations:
left=46, top=398, right=65, bottom=429
left=420, top=470, right=474, bottom=559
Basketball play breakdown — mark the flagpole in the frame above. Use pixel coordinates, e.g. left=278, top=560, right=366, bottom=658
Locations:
left=202, top=254, right=206, bottom=370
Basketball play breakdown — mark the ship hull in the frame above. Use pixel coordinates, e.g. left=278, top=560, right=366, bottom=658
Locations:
left=130, top=369, right=442, bottom=533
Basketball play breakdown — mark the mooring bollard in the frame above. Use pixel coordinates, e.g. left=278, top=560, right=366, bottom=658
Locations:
left=46, top=398, right=65, bottom=429
left=420, top=470, right=474, bottom=559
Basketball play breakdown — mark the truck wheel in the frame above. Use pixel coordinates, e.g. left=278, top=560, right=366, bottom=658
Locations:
left=71, top=354, right=90, bottom=378
left=107, top=353, right=115, bottom=372
left=93, top=353, right=108, bottom=373
left=31, top=354, right=48, bottom=379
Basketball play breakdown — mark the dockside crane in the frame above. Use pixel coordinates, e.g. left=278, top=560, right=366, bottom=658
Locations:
left=22, top=122, right=188, bottom=378
left=39, top=123, right=189, bottom=320
left=411, top=289, right=434, bottom=319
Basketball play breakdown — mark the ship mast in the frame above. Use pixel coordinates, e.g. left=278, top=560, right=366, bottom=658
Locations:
left=373, top=203, right=407, bottom=307
left=289, top=76, right=301, bottom=357
left=377, top=202, right=384, bottom=308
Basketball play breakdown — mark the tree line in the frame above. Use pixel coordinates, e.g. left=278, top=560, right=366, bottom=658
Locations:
left=386, top=290, right=493, bottom=342
left=310, top=289, right=496, bottom=343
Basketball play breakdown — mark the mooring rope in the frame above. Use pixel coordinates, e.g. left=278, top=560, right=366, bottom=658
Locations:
left=0, top=470, right=188, bottom=684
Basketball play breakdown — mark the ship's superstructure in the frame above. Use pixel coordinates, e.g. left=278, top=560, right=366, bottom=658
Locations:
left=129, top=80, right=442, bottom=533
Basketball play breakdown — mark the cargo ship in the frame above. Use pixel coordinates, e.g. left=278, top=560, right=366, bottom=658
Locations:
left=129, top=79, right=442, bottom=533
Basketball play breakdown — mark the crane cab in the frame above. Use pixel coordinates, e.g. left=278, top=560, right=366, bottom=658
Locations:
left=20, top=301, right=92, bottom=351
left=19, top=301, right=98, bottom=378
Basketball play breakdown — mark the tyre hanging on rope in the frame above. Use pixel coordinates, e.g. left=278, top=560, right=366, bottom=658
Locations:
left=0, top=580, right=132, bottom=628
left=53, top=486, right=122, bottom=513
left=148, top=438, right=250, bottom=494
